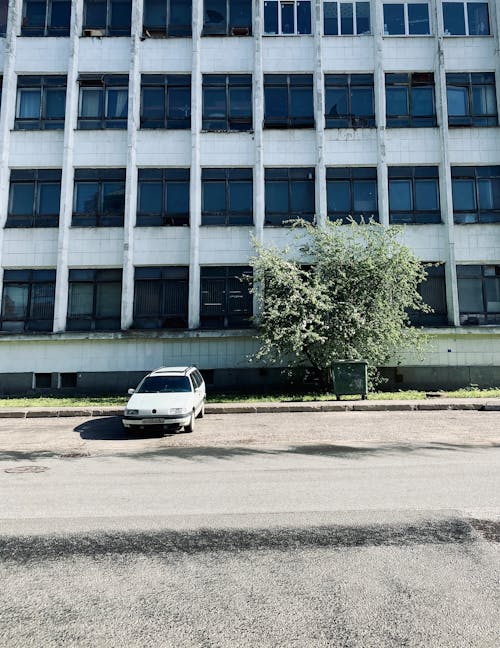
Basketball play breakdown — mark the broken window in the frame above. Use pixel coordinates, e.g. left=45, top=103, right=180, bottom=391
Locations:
left=264, top=74, right=314, bottom=128
left=202, top=168, right=253, bottom=225
left=0, top=269, right=56, bottom=332
left=264, top=0, right=311, bottom=35
left=67, top=269, right=122, bottom=331
left=383, top=2, right=430, bottom=35
left=82, top=0, right=131, bottom=36
left=140, top=75, right=191, bottom=129
left=451, top=166, right=500, bottom=224
left=386, top=72, right=436, bottom=127
left=203, top=0, right=252, bottom=36
left=409, top=264, right=448, bottom=327
left=325, top=74, right=375, bottom=128
left=15, top=76, right=66, bottom=130
left=202, top=74, right=252, bottom=131
left=7, top=169, right=61, bottom=227
left=457, top=265, right=500, bottom=325
left=78, top=75, right=128, bottom=129
left=324, top=1, right=370, bottom=35
left=442, top=1, right=489, bottom=36
left=446, top=73, right=497, bottom=127
left=200, top=266, right=252, bottom=329
left=137, top=168, right=190, bottom=226
left=327, top=168, right=378, bottom=223
left=389, top=166, right=441, bottom=224
left=265, top=167, right=315, bottom=226
left=133, top=266, right=189, bottom=329
left=143, top=0, right=192, bottom=37
left=73, top=168, right=126, bottom=227
left=21, top=0, right=71, bottom=36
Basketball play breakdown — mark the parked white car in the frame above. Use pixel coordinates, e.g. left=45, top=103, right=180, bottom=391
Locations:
left=123, top=366, right=206, bottom=432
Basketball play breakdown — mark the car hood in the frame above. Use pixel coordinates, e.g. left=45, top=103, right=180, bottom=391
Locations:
left=126, top=392, right=193, bottom=414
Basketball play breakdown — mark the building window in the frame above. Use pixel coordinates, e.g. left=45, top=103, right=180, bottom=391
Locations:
left=200, top=266, right=252, bottom=329
left=67, top=269, right=122, bottom=331
left=457, top=265, right=500, bottom=325
left=265, top=167, right=315, bottom=226
left=383, top=2, right=430, bottom=35
left=0, top=269, right=56, bottom=332
left=202, top=168, right=253, bottom=225
left=389, top=166, right=441, bottom=224
left=442, top=1, right=489, bottom=36
left=21, top=0, right=71, bottom=36
left=140, top=75, right=191, bottom=129
left=133, top=266, right=189, bottom=329
left=73, top=168, right=126, bottom=227
left=0, top=0, right=8, bottom=36
left=264, top=0, right=311, bottom=35
left=203, top=0, right=252, bottom=36
left=386, top=72, right=436, bottom=127
left=82, top=0, right=131, bottom=36
left=7, top=169, right=61, bottom=228
left=451, top=166, right=500, bottom=224
left=327, top=168, right=378, bottom=224
left=78, top=75, right=128, bottom=129
left=409, top=264, right=448, bottom=326
left=202, top=75, right=252, bottom=132
left=324, top=74, right=375, bottom=128
left=264, top=74, right=314, bottom=128
left=137, top=168, right=190, bottom=226
left=15, top=76, right=66, bottom=130
left=446, top=73, right=497, bottom=127
left=324, top=1, right=370, bottom=35
left=143, top=0, right=192, bottom=37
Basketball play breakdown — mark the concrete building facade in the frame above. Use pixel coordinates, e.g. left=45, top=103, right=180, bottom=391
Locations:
left=0, top=0, right=499, bottom=393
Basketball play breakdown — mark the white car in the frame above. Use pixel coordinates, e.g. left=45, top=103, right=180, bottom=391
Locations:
left=122, top=366, right=206, bottom=432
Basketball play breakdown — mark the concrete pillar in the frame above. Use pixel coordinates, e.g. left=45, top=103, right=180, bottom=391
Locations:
left=121, top=0, right=143, bottom=329
left=313, top=0, right=326, bottom=228
left=252, top=0, right=264, bottom=318
left=53, top=0, right=82, bottom=331
left=372, top=0, right=389, bottom=227
left=188, top=0, right=202, bottom=329
left=0, top=0, right=22, bottom=292
left=433, top=0, right=460, bottom=326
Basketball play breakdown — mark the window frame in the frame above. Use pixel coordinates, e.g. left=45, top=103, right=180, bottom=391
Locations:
left=383, top=1, right=431, bottom=36
left=264, top=74, right=315, bottom=129
left=323, top=1, right=371, bottom=35
left=442, top=1, right=490, bottom=36
left=202, top=0, right=252, bottom=36
left=137, top=168, right=190, bottom=227
left=201, top=168, right=253, bottom=226
left=200, top=266, right=253, bottom=329
left=140, top=74, right=191, bottom=130
left=142, top=0, right=192, bottom=37
left=72, top=168, right=126, bottom=227
left=326, top=167, right=379, bottom=224
left=388, top=166, right=442, bottom=224
left=457, top=265, right=500, bottom=325
left=82, top=0, right=132, bottom=36
left=324, top=73, right=375, bottom=128
left=21, top=0, right=71, bottom=36
left=132, top=266, right=189, bottom=329
left=66, top=268, right=122, bottom=331
left=264, top=167, right=316, bottom=226
left=263, top=0, right=312, bottom=36
left=15, top=75, right=66, bottom=130
left=78, top=74, right=129, bottom=130
left=202, top=74, right=252, bottom=132
left=446, top=72, right=498, bottom=127
left=385, top=72, right=437, bottom=128
left=7, top=169, right=62, bottom=228
left=0, top=269, right=56, bottom=332
left=451, top=166, right=500, bottom=224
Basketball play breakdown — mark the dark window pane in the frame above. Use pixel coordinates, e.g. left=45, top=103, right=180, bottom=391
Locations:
left=415, top=179, right=439, bottom=210
left=229, top=181, right=252, bottom=213
left=102, top=181, right=125, bottom=212
left=340, top=2, right=353, bottom=34
left=478, top=179, right=500, bottom=210
left=408, top=3, right=430, bottom=34
left=324, top=1, right=337, bottom=34
left=80, top=88, right=103, bottom=117
left=264, top=0, right=278, bottom=33
left=472, top=85, right=496, bottom=117
left=390, top=179, right=412, bottom=211
left=205, top=0, right=226, bottom=29
left=2, top=285, right=29, bottom=320
left=96, top=282, right=121, bottom=317
left=443, top=2, right=465, bottom=35
left=139, top=182, right=162, bottom=214
left=383, top=4, right=405, bottom=34
left=203, top=181, right=226, bottom=212
left=386, top=87, right=408, bottom=116
left=38, top=183, right=61, bottom=214
left=353, top=180, right=377, bottom=213
left=10, top=183, right=34, bottom=215
left=24, top=0, right=46, bottom=30
left=45, top=88, right=66, bottom=118
left=291, top=180, right=314, bottom=213
left=167, top=182, right=189, bottom=215
left=265, top=87, right=288, bottom=118
left=230, top=0, right=251, bottom=30
left=326, top=88, right=348, bottom=118
left=447, top=86, right=468, bottom=115
left=351, top=87, right=374, bottom=117
left=109, top=0, right=131, bottom=32
left=229, top=87, right=252, bottom=118
left=452, top=179, right=476, bottom=211
left=281, top=2, right=294, bottom=34
left=412, top=87, right=434, bottom=116
left=168, top=87, right=191, bottom=120
left=144, top=0, right=165, bottom=28
left=170, top=0, right=192, bottom=34
left=328, top=180, right=350, bottom=213
left=204, top=87, right=226, bottom=118
left=356, top=2, right=370, bottom=33
left=75, top=183, right=99, bottom=212
left=297, top=1, right=311, bottom=33
left=290, top=86, right=314, bottom=118
left=458, top=277, right=483, bottom=311
left=84, top=0, right=107, bottom=27
left=142, top=87, right=164, bottom=119
left=18, top=89, right=41, bottom=119
left=106, top=88, right=128, bottom=118
left=266, top=180, right=288, bottom=213
left=467, top=2, right=489, bottom=35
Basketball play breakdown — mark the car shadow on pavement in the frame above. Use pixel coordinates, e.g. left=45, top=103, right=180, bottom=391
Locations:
left=74, top=416, right=183, bottom=441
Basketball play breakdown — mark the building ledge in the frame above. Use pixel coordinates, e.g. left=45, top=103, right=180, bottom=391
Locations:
left=0, top=329, right=257, bottom=343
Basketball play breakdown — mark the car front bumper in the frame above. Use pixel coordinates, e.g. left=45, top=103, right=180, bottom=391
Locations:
left=122, top=413, right=191, bottom=428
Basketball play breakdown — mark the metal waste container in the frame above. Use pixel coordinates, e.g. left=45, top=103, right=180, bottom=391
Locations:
left=331, top=360, right=368, bottom=400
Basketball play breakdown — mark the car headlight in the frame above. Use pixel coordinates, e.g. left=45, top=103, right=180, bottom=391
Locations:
left=167, top=408, right=186, bottom=415
left=125, top=409, right=139, bottom=416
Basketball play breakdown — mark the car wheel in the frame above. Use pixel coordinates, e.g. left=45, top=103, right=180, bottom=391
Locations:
left=198, top=402, right=205, bottom=419
left=185, top=411, right=195, bottom=433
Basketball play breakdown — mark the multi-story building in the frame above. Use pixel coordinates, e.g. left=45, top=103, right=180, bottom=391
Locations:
left=0, top=0, right=499, bottom=393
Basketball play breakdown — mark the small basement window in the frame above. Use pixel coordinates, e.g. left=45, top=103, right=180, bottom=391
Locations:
left=34, top=373, right=52, bottom=388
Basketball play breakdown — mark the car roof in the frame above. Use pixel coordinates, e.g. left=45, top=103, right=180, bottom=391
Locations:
left=149, top=366, right=197, bottom=377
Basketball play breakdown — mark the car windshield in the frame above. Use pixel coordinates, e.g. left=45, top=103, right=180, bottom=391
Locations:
left=136, top=376, right=192, bottom=393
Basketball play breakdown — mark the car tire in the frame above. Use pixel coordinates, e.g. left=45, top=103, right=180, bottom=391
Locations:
left=185, top=411, right=195, bottom=433
left=198, top=401, right=205, bottom=419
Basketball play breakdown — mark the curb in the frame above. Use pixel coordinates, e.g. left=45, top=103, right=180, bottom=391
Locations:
left=0, top=400, right=499, bottom=419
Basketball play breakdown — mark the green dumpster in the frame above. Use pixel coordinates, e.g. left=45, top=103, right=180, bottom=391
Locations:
left=331, top=360, right=368, bottom=400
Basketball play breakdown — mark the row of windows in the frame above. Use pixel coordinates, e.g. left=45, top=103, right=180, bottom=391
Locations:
left=2, top=264, right=499, bottom=333
left=6, top=166, right=500, bottom=228
left=11, top=72, right=499, bottom=131
left=4, top=0, right=491, bottom=38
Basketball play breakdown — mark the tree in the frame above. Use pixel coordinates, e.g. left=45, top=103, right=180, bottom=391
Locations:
left=250, top=220, right=430, bottom=389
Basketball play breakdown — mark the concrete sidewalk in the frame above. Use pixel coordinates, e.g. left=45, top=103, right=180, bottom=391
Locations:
left=0, top=397, right=499, bottom=419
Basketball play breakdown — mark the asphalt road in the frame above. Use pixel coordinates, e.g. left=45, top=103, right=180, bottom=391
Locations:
left=1, top=411, right=499, bottom=647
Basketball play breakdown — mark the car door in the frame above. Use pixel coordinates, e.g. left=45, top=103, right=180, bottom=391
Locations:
left=190, top=372, right=203, bottom=413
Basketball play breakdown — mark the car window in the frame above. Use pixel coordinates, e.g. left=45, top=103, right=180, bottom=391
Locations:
left=195, top=370, right=204, bottom=386
left=136, top=376, right=192, bottom=393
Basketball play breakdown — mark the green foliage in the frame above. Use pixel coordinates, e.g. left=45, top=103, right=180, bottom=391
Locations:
left=250, top=220, right=430, bottom=388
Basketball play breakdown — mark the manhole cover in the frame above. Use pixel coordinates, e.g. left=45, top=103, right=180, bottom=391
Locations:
left=4, top=465, right=49, bottom=474
left=59, top=452, right=89, bottom=459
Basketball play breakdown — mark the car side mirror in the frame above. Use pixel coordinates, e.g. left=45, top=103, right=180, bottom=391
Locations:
left=127, top=388, right=135, bottom=395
